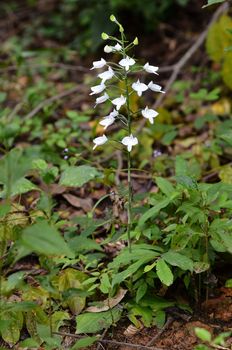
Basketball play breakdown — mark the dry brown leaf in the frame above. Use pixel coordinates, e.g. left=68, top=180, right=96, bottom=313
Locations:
left=86, top=288, right=127, bottom=312
left=63, top=194, right=92, bottom=212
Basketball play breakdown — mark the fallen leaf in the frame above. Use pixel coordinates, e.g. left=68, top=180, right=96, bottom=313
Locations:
left=63, top=194, right=92, bottom=212
left=86, top=288, right=127, bottom=312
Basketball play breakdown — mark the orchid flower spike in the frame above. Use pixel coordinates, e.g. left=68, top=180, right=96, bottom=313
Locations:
left=93, top=134, right=108, bottom=150
left=112, top=95, right=126, bottom=110
left=98, top=67, right=114, bottom=83
left=99, top=115, right=115, bottom=129
left=90, top=58, right=106, bottom=70
left=143, top=62, right=159, bottom=75
left=119, top=56, right=135, bottom=71
left=121, top=134, right=138, bottom=152
left=132, top=79, right=148, bottom=97
left=148, top=81, right=165, bottom=93
left=142, top=106, right=159, bottom=124
left=94, top=92, right=109, bottom=107
left=90, top=83, right=106, bottom=95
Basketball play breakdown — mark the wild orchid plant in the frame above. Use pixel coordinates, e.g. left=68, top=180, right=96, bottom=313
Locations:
left=90, top=15, right=165, bottom=250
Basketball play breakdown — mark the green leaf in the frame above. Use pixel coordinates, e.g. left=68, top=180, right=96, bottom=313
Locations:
left=59, top=268, right=87, bottom=315
left=0, top=311, right=23, bottom=345
left=19, top=339, right=40, bottom=348
left=225, top=279, right=232, bottom=287
left=136, top=281, right=148, bottom=303
left=71, top=336, right=99, bottom=350
left=21, top=221, right=74, bottom=258
left=162, top=251, right=193, bottom=271
left=222, top=52, right=232, bottom=90
left=156, top=259, right=174, bottom=286
left=59, top=165, right=101, bottom=187
left=138, top=198, right=171, bottom=227
left=76, top=307, right=122, bottom=334
left=68, top=236, right=102, bottom=253
left=195, top=327, right=212, bottom=342
left=154, top=310, right=166, bottom=328
left=206, top=15, right=232, bottom=62
left=155, top=177, right=175, bottom=196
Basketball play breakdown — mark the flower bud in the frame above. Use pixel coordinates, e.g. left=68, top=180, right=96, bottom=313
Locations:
left=101, top=32, right=109, bottom=40
left=119, top=25, right=124, bottom=33
left=110, top=14, right=116, bottom=22
left=133, top=37, right=138, bottom=45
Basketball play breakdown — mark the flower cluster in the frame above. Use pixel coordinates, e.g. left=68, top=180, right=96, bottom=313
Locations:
left=90, top=15, right=165, bottom=153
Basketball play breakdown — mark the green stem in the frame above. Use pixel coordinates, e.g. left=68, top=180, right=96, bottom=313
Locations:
left=121, top=31, right=132, bottom=252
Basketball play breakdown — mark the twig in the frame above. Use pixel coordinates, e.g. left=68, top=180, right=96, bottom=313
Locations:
left=24, top=85, right=82, bottom=120
left=53, top=331, right=166, bottom=350
left=137, top=1, right=229, bottom=133
left=145, top=317, right=173, bottom=347
left=96, top=328, right=108, bottom=350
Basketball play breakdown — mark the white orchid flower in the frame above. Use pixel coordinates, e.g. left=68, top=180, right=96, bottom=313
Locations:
left=142, top=106, right=159, bottom=124
left=108, top=109, right=119, bottom=118
left=104, top=45, right=113, bottom=53
left=112, top=95, right=126, bottom=110
left=132, top=79, right=148, bottom=97
left=98, top=67, right=114, bottom=83
left=148, top=81, right=165, bottom=93
left=119, top=56, right=135, bottom=71
left=90, top=83, right=106, bottom=95
left=90, top=58, right=106, bottom=70
left=93, top=134, right=108, bottom=150
left=143, top=62, right=159, bottom=75
left=114, top=43, right=122, bottom=51
left=99, top=115, right=115, bottom=129
left=94, top=92, right=109, bottom=107
left=121, top=134, right=138, bottom=152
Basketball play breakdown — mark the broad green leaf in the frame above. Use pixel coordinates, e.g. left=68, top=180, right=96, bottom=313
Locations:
left=156, top=259, right=174, bottom=286
left=59, top=268, right=87, bottom=315
left=154, top=310, right=166, bottom=328
left=0, top=149, right=33, bottom=197
left=138, top=198, right=171, bottom=226
left=218, top=231, right=232, bottom=253
left=21, top=221, right=74, bottom=258
left=1, top=311, right=23, bottom=345
left=206, top=15, right=232, bottom=62
left=68, top=236, right=102, bottom=253
left=19, top=339, right=40, bottom=348
left=162, top=251, right=193, bottom=271
left=195, top=327, right=212, bottom=342
left=222, top=52, right=232, bottom=89
left=155, top=177, right=175, bottom=196
left=59, top=165, right=101, bottom=187
left=9, top=178, right=37, bottom=197
left=71, top=336, right=99, bottom=349
left=112, top=259, right=148, bottom=286
left=76, top=307, right=122, bottom=334
left=136, top=281, right=148, bottom=303
left=109, top=245, right=161, bottom=269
